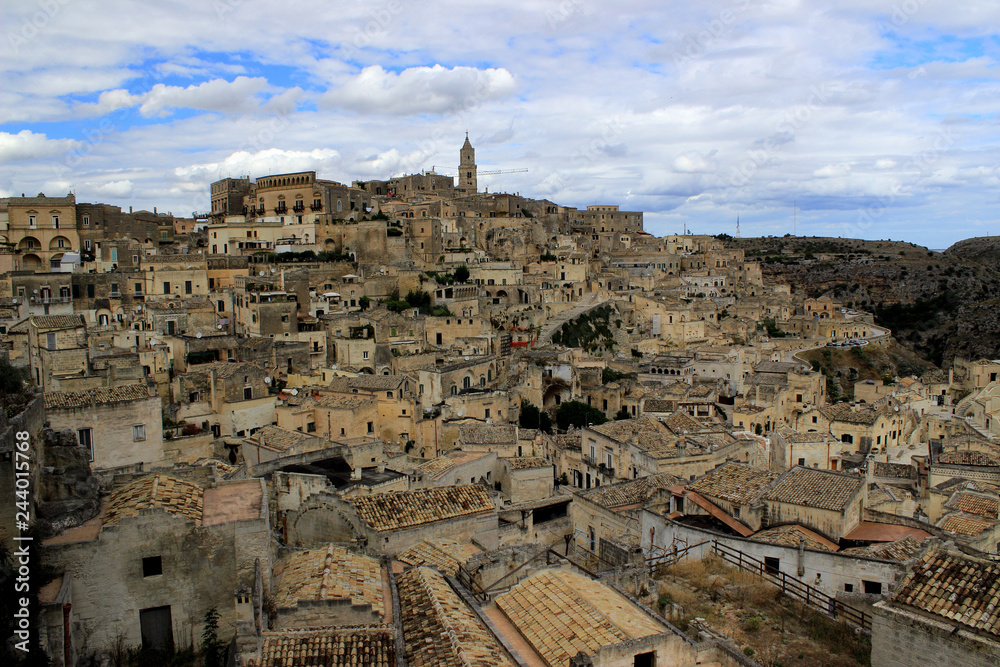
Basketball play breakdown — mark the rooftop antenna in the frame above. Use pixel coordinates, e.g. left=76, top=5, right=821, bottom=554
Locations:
left=736, top=215, right=741, bottom=238
left=793, top=200, right=797, bottom=236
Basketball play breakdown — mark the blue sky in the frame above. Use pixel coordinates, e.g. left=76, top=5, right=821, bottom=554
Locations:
left=2, top=0, right=999, bottom=248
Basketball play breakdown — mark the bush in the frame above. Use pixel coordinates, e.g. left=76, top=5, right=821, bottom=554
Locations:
left=743, top=615, right=762, bottom=632
left=555, top=401, right=608, bottom=432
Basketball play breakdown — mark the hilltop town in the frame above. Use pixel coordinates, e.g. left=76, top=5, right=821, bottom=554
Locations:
left=2, top=137, right=1000, bottom=667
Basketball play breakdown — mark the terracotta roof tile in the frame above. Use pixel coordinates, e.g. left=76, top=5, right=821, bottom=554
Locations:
left=495, top=569, right=664, bottom=667
left=841, top=536, right=921, bottom=562
left=45, top=383, right=151, bottom=409
left=274, top=545, right=384, bottom=614
left=751, top=524, right=838, bottom=551
left=352, top=485, right=494, bottom=532
left=249, top=626, right=396, bottom=667
left=892, top=549, right=1000, bottom=637
left=396, top=539, right=481, bottom=577
left=506, top=457, right=551, bottom=470
left=762, top=467, right=863, bottom=512
left=688, top=462, right=779, bottom=506
left=397, top=567, right=512, bottom=667
left=578, top=473, right=680, bottom=509
left=103, top=474, right=203, bottom=526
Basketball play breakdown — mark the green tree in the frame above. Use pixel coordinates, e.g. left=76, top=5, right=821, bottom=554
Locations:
left=555, top=401, right=608, bottom=432
left=453, top=264, right=470, bottom=283
left=201, top=607, right=224, bottom=667
left=519, top=400, right=552, bottom=433
left=614, top=407, right=631, bottom=420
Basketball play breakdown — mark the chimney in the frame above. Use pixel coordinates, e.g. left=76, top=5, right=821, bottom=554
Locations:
left=129, top=206, right=133, bottom=213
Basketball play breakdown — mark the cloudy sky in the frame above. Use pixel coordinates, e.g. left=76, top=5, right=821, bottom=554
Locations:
left=2, top=0, right=999, bottom=248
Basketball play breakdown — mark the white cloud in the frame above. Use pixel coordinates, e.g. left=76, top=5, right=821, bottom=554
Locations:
left=0, top=130, right=79, bottom=162
left=325, top=65, right=516, bottom=115
left=174, top=148, right=342, bottom=181
left=814, top=164, right=853, bottom=178
left=95, top=179, right=134, bottom=197
left=77, top=77, right=274, bottom=117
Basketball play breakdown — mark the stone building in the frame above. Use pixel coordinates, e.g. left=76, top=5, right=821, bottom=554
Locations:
left=872, top=548, right=1000, bottom=667
left=41, top=473, right=270, bottom=659
left=44, top=384, right=163, bottom=472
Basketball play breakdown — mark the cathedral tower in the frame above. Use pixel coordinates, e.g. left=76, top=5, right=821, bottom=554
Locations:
left=458, top=133, right=477, bottom=194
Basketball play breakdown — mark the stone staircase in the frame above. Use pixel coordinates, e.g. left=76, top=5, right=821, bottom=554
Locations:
left=536, top=293, right=608, bottom=344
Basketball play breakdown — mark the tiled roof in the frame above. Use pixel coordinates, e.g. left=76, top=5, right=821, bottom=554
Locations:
left=44, top=383, right=151, bottom=409
left=458, top=424, right=516, bottom=445
left=395, top=539, right=481, bottom=576
left=872, top=461, right=917, bottom=479
left=950, top=492, right=999, bottom=518
left=892, top=549, right=1000, bottom=637
left=938, top=514, right=995, bottom=537
left=495, top=568, right=664, bottom=667
left=397, top=567, right=512, bottom=667
left=937, top=450, right=1000, bottom=467
left=820, top=402, right=886, bottom=425
left=251, top=426, right=314, bottom=453
left=661, top=410, right=705, bottom=434
left=330, top=375, right=406, bottom=392
left=274, top=545, right=384, bottom=613
left=841, top=536, right=921, bottom=562
left=642, top=399, right=675, bottom=413
left=30, top=314, right=85, bottom=331
left=103, top=474, right=203, bottom=526
left=416, top=456, right=456, bottom=479
left=747, top=372, right=788, bottom=387
left=249, top=627, right=396, bottom=667
left=578, top=473, right=679, bottom=509
left=352, top=485, right=494, bottom=532
left=687, top=462, right=779, bottom=506
left=751, top=524, right=838, bottom=551
left=506, top=457, right=551, bottom=470
left=762, top=467, right=863, bottom=512
left=192, top=360, right=264, bottom=379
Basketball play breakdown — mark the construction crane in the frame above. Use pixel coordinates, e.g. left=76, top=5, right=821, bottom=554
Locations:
left=429, top=166, right=528, bottom=176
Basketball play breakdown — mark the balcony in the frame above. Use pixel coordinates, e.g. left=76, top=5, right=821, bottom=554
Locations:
left=273, top=206, right=288, bottom=215
left=109, top=291, right=121, bottom=298
left=34, top=296, right=72, bottom=304
left=309, top=203, right=323, bottom=211
left=583, top=454, right=597, bottom=467
left=292, top=203, right=305, bottom=213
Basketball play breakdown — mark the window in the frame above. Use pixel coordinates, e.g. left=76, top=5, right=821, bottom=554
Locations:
left=366, top=421, right=374, bottom=434
left=244, top=387, right=253, bottom=400
left=163, top=281, right=170, bottom=294
left=77, top=428, right=93, bottom=460
left=28, top=215, right=36, bottom=228
left=142, top=556, right=162, bottom=577
left=84, top=239, right=91, bottom=250
left=812, top=415, right=818, bottom=423
left=52, top=215, right=59, bottom=228
left=362, top=351, right=369, bottom=360
left=844, top=583, right=854, bottom=593
left=83, top=215, right=90, bottom=226
left=798, top=457, right=805, bottom=466
left=87, top=284, right=95, bottom=298
left=306, top=422, right=316, bottom=433
left=485, top=409, right=490, bottom=419
left=133, top=424, right=146, bottom=441
left=764, top=557, right=780, bottom=575
left=184, top=281, right=192, bottom=294
left=862, top=580, right=882, bottom=595
left=46, top=333, right=56, bottom=350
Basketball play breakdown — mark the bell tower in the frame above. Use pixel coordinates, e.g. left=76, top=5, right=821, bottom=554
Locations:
left=458, top=133, right=477, bottom=194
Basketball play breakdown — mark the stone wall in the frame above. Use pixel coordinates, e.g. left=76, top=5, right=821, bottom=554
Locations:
left=871, top=602, right=1000, bottom=667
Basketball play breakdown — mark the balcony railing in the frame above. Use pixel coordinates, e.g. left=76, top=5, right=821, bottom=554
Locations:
left=583, top=454, right=597, bottom=467
left=309, top=203, right=323, bottom=211
left=273, top=206, right=288, bottom=214
left=292, top=203, right=305, bottom=212
left=34, top=296, right=72, bottom=304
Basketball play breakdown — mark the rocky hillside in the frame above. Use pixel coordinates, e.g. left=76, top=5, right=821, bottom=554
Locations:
left=725, top=236, right=1000, bottom=367
left=799, top=341, right=940, bottom=403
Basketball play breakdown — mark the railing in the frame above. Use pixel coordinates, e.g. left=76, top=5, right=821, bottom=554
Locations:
left=35, top=296, right=72, bottom=304
left=583, top=454, right=597, bottom=466
left=309, top=203, right=323, bottom=211
left=711, top=541, right=871, bottom=633
left=292, top=203, right=304, bottom=212
left=645, top=540, right=711, bottom=574
left=109, top=291, right=121, bottom=298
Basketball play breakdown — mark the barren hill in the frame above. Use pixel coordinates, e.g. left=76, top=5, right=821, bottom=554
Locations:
left=725, top=235, right=1000, bottom=367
